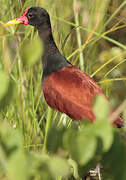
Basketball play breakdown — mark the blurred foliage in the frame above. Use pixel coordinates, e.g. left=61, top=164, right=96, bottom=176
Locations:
left=0, top=0, right=126, bottom=179
left=0, top=71, right=9, bottom=100
left=21, top=35, right=43, bottom=67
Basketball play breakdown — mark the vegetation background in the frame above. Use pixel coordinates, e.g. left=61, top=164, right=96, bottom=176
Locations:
left=0, top=0, right=126, bottom=179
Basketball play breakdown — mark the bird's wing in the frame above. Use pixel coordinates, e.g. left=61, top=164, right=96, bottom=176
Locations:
left=42, top=65, right=106, bottom=121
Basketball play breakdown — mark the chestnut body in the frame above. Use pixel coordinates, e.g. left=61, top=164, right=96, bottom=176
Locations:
left=42, top=64, right=123, bottom=127
left=43, top=65, right=105, bottom=122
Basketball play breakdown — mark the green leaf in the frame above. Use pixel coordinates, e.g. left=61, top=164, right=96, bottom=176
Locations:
left=0, top=122, right=29, bottom=180
left=93, top=95, right=110, bottom=120
left=94, top=119, right=114, bottom=151
left=48, top=156, right=71, bottom=178
left=93, top=95, right=114, bottom=151
left=68, top=158, right=80, bottom=179
left=63, top=126, right=97, bottom=166
left=7, top=150, right=29, bottom=180
left=21, top=35, right=43, bottom=67
left=0, top=71, right=9, bottom=101
left=30, top=153, right=71, bottom=179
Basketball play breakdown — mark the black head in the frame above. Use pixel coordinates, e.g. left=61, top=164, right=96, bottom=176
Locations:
left=5, top=7, right=51, bottom=29
left=25, top=7, right=51, bottom=28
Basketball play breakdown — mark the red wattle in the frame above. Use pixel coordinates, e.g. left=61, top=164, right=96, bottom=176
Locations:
left=16, top=8, right=29, bottom=25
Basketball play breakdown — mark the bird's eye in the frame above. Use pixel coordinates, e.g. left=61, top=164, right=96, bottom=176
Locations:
left=28, top=13, right=33, bottom=18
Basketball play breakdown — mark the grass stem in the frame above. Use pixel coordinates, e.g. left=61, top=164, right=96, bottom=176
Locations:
left=43, top=107, right=53, bottom=153
left=73, top=0, right=84, bottom=71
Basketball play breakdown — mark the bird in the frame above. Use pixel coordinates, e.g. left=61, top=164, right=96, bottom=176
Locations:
left=5, top=7, right=123, bottom=128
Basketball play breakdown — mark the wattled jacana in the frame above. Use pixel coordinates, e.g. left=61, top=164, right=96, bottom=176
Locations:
left=5, top=7, right=123, bottom=128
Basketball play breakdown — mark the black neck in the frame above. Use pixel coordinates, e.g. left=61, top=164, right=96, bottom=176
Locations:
left=37, top=23, right=70, bottom=81
left=38, top=25, right=58, bottom=55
